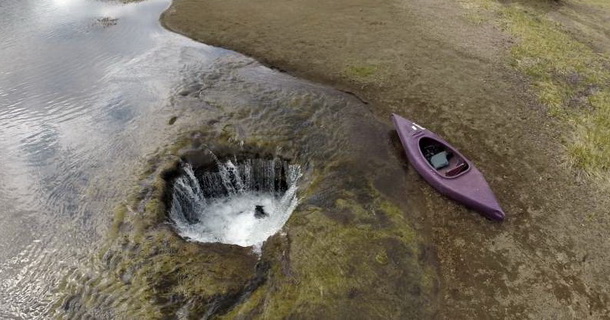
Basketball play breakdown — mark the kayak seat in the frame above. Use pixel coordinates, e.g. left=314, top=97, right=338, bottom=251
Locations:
left=430, top=151, right=449, bottom=170
left=446, top=162, right=468, bottom=177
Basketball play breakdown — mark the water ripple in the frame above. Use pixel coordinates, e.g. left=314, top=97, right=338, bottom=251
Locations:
left=0, top=0, right=364, bottom=316
left=0, top=0, right=225, bottom=316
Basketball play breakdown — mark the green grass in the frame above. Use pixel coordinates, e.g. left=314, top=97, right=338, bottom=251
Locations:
left=571, top=91, right=610, bottom=173
left=344, top=64, right=377, bottom=78
left=579, top=0, right=610, bottom=9
left=460, top=0, right=610, bottom=179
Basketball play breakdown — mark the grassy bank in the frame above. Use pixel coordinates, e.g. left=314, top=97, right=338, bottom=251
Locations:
left=461, top=0, right=610, bottom=180
left=159, top=0, right=610, bottom=317
left=161, top=0, right=610, bottom=183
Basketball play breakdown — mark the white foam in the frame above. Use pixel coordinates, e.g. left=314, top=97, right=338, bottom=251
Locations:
left=169, top=159, right=301, bottom=249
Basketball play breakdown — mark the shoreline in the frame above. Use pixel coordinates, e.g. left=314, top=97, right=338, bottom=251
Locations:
left=158, top=0, right=610, bottom=317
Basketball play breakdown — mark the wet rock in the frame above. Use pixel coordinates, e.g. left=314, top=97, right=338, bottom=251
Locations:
left=96, top=17, right=118, bottom=28
left=254, top=205, right=267, bottom=218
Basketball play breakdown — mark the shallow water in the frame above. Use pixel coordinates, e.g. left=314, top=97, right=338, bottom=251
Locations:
left=0, top=0, right=438, bottom=317
left=0, top=0, right=228, bottom=316
left=0, top=0, right=418, bottom=317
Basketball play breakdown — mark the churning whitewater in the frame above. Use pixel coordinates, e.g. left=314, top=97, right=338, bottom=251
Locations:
left=169, top=158, right=301, bottom=248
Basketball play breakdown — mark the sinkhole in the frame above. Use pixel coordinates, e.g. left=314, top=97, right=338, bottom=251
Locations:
left=168, top=153, right=302, bottom=249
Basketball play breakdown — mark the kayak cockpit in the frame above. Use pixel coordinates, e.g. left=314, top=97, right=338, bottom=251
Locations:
left=419, top=137, right=469, bottom=178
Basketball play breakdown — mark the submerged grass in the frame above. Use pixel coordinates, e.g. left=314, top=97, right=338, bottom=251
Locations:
left=344, top=64, right=378, bottom=79
left=459, top=0, right=610, bottom=180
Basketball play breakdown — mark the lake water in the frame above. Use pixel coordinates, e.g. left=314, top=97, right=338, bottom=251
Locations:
left=0, top=0, right=432, bottom=316
left=0, top=0, right=231, bottom=316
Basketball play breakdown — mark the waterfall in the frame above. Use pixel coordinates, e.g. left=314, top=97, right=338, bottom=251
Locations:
left=169, top=157, right=302, bottom=249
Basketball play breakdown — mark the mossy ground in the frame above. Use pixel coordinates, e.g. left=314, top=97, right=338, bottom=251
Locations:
left=57, top=120, right=436, bottom=318
left=344, top=64, right=378, bottom=79
left=458, top=0, right=610, bottom=181
left=58, top=137, right=263, bottom=318
left=152, top=0, right=610, bottom=317
left=222, top=165, right=437, bottom=319
left=55, top=3, right=610, bottom=314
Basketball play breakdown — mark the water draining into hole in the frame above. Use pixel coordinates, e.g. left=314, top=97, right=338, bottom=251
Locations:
left=169, top=157, right=302, bottom=249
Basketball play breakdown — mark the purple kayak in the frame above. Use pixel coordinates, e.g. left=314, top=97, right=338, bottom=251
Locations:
left=392, top=113, right=505, bottom=221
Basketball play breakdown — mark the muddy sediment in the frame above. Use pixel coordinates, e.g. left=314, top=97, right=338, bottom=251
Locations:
left=159, top=0, right=610, bottom=318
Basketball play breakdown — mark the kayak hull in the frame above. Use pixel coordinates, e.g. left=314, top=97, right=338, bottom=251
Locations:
left=392, top=113, right=505, bottom=221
